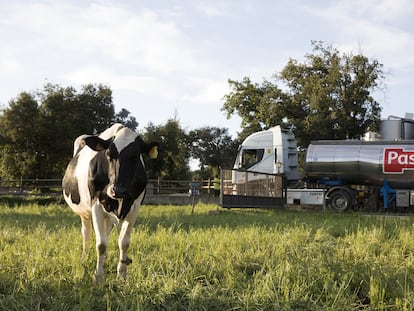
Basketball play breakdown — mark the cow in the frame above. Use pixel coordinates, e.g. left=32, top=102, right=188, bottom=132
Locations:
left=62, top=124, right=159, bottom=282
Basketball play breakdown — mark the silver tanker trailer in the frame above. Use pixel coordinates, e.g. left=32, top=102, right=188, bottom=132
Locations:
left=305, top=140, right=414, bottom=211
left=231, top=115, right=414, bottom=211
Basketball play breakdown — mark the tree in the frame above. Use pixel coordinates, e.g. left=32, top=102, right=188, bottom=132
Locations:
left=279, top=41, right=383, bottom=147
left=0, top=83, right=126, bottom=179
left=188, top=126, right=238, bottom=173
left=222, top=41, right=385, bottom=148
left=222, top=77, right=288, bottom=141
left=115, top=108, right=138, bottom=130
left=143, top=118, right=191, bottom=180
left=0, top=92, right=42, bottom=178
left=74, top=84, right=115, bottom=132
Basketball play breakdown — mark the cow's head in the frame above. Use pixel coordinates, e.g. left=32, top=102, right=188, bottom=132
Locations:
left=84, top=126, right=159, bottom=201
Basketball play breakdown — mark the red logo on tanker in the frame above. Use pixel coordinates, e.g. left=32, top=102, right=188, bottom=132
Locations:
left=383, top=148, right=414, bottom=173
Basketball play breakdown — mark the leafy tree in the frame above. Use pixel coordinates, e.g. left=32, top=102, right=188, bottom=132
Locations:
left=39, top=83, right=115, bottom=176
left=222, top=77, right=288, bottom=141
left=143, top=118, right=191, bottom=180
left=115, top=108, right=138, bottom=130
left=222, top=41, right=385, bottom=148
left=188, top=126, right=238, bottom=172
left=75, top=84, right=115, bottom=132
left=0, top=92, right=42, bottom=178
left=279, top=41, right=383, bottom=147
left=0, top=83, right=123, bottom=179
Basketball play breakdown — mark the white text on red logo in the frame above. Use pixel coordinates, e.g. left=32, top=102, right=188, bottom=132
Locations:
left=383, top=148, right=414, bottom=174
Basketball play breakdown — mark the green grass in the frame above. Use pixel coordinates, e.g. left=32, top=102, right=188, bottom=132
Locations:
left=1, top=202, right=414, bottom=310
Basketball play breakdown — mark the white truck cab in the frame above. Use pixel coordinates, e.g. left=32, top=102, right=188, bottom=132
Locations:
left=233, top=126, right=300, bottom=183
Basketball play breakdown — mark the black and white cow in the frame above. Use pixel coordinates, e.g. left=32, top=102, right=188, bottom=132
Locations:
left=62, top=124, right=159, bottom=282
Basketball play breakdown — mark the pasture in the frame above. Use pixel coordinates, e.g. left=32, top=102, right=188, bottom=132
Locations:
left=1, top=201, right=414, bottom=310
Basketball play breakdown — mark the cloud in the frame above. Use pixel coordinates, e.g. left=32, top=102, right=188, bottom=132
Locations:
left=77, top=5, right=199, bottom=74
left=302, top=0, right=414, bottom=71
left=3, top=0, right=411, bottom=129
left=0, top=58, right=21, bottom=75
left=336, top=0, right=414, bottom=22
left=0, top=1, right=225, bottom=107
left=64, top=64, right=182, bottom=98
left=180, top=77, right=229, bottom=104
left=197, top=3, right=232, bottom=17
left=0, top=2, right=200, bottom=74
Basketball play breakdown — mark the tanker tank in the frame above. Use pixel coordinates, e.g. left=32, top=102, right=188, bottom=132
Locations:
left=305, top=140, right=414, bottom=189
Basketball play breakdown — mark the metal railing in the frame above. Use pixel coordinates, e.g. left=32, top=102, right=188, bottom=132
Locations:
left=221, top=169, right=285, bottom=198
left=220, top=169, right=286, bottom=208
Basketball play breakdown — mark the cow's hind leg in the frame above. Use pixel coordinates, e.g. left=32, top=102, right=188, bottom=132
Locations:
left=92, top=203, right=111, bottom=282
left=117, top=201, right=141, bottom=279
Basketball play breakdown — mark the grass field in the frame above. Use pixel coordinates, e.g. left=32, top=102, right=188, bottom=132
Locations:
left=1, top=201, right=414, bottom=310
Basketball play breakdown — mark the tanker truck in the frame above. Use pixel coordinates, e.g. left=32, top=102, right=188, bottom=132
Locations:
left=231, top=115, right=414, bottom=211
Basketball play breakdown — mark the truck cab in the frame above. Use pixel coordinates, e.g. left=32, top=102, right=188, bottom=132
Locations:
left=233, top=126, right=300, bottom=183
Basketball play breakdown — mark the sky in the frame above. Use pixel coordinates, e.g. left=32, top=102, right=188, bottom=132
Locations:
left=1, top=0, right=414, bottom=138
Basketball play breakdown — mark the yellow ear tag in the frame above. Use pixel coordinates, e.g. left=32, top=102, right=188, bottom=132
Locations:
left=149, top=146, right=158, bottom=159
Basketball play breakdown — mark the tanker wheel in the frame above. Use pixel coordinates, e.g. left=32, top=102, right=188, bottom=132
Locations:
left=328, top=190, right=351, bottom=212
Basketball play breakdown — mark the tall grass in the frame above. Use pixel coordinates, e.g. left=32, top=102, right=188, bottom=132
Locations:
left=1, top=202, right=414, bottom=310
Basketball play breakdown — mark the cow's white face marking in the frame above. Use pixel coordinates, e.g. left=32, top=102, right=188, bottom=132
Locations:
left=113, top=128, right=139, bottom=152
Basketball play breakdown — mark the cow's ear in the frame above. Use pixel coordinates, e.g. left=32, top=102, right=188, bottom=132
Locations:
left=84, top=136, right=113, bottom=151
left=147, top=142, right=159, bottom=159
left=149, top=145, right=158, bottom=159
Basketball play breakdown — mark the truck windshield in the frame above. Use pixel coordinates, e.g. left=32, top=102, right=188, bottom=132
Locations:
left=242, top=149, right=264, bottom=169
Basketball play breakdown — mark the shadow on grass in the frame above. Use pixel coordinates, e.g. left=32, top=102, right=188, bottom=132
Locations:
left=1, top=200, right=413, bottom=239
left=137, top=205, right=414, bottom=238
left=0, top=195, right=64, bottom=207
left=0, top=270, right=113, bottom=311
left=0, top=207, right=79, bottom=230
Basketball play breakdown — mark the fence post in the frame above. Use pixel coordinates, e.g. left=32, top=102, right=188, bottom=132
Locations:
left=207, top=177, right=211, bottom=196
left=157, top=177, right=161, bottom=194
left=20, top=176, right=23, bottom=194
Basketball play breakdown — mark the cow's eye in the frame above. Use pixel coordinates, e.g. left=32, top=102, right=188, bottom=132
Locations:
left=106, top=149, right=116, bottom=160
left=107, top=144, right=119, bottom=159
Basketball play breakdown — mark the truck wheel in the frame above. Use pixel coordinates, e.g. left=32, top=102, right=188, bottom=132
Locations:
left=328, top=190, right=351, bottom=211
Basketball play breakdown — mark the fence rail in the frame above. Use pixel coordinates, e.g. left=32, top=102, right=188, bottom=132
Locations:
left=0, top=178, right=217, bottom=196
left=0, top=178, right=62, bottom=195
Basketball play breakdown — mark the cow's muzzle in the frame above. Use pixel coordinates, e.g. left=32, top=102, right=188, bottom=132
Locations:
left=112, top=185, right=129, bottom=198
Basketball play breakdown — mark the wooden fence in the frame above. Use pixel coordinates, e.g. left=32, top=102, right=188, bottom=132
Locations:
left=0, top=178, right=217, bottom=197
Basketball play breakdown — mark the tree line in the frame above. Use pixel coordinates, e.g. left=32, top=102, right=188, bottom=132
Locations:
left=0, top=42, right=385, bottom=180
left=0, top=83, right=237, bottom=181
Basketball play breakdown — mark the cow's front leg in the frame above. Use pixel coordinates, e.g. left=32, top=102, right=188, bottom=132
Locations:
left=92, top=203, right=111, bottom=282
left=80, top=217, right=92, bottom=257
left=117, top=200, right=141, bottom=279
